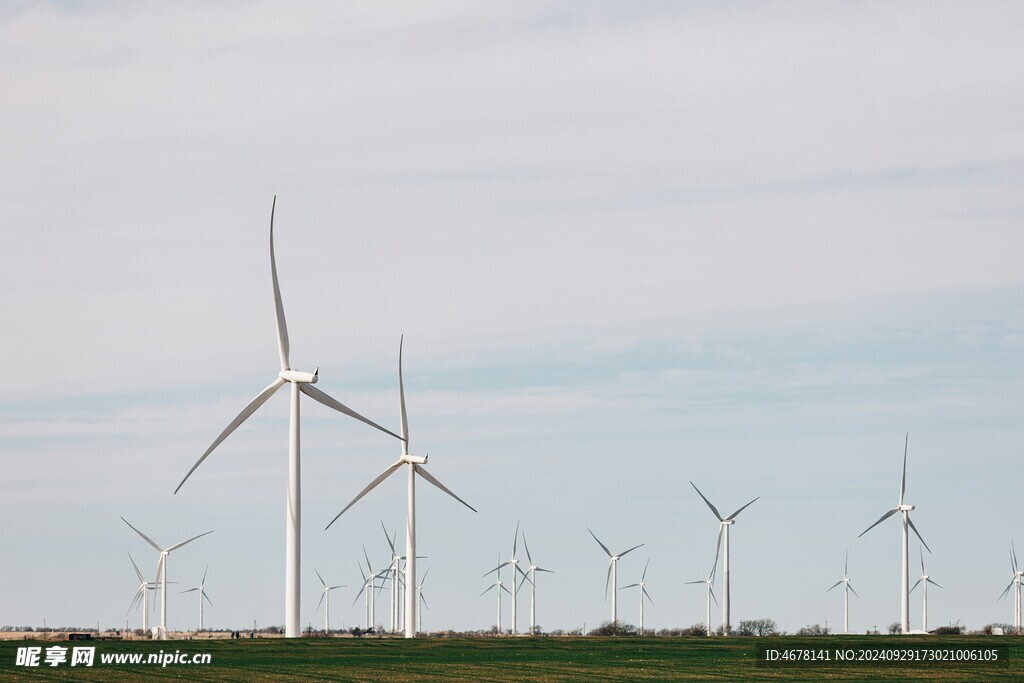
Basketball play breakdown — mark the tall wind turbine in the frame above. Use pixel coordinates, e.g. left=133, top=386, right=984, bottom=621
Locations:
left=174, top=197, right=402, bottom=638
left=620, top=559, right=654, bottom=633
left=588, top=529, right=644, bottom=624
left=910, top=548, right=941, bottom=632
left=326, top=337, right=476, bottom=638
left=685, top=554, right=719, bottom=637
left=122, top=517, right=213, bottom=639
left=858, top=433, right=930, bottom=635
left=126, top=552, right=162, bottom=633
left=825, top=552, right=859, bottom=634
left=314, top=568, right=345, bottom=632
left=521, top=532, right=554, bottom=635
left=690, top=482, right=758, bottom=636
left=480, top=555, right=512, bottom=632
left=998, top=542, right=1023, bottom=633
left=180, top=565, right=213, bottom=632
left=484, top=522, right=531, bottom=634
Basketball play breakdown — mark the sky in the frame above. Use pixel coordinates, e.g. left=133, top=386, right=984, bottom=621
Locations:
left=2, top=0, right=1023, bottom=634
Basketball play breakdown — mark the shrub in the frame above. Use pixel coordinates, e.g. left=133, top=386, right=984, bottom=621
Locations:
left=588, top=621, right=637, bottom=636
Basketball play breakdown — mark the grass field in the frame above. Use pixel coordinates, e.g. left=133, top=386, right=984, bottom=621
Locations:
left=1, top=636, right=1021, bottom=681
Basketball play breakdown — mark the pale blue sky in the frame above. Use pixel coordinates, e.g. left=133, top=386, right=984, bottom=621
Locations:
left=1, top=1, right=1023, bottom=633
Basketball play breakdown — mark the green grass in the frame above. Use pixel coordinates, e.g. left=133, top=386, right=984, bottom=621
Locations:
left=0, top=636, right=1021, bottom=682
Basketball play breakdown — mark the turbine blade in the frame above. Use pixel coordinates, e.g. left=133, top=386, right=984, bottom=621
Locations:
left=998, top=579, right=1015, bottom=601
left=516, top=564, right=530, bottom=580
left=618, top=543, right=645, bottom=558
left=920, top=548, right=925, bottom=574
left=203, top=592, right=214, bottom=607
left=324, top=461, right=404, bottom=530
left=269, top=196, right=290, bottom=372
left=128, top=552, right=144, bottom=583
left=299, top=384, right=402, bottom=441
left=621, top=583, right=639, bottom=589
left=684, top=580, right=706, bottom=585
left=536, top=567, right=555, bottom=574
left=858, top=508, right=898, bottom=537
left=848, top=583, right=860, bottom=598
left=180, top=588, right=199, bottom=594
left=690, top=482, right=723, bottom=521
left=501, top=583, right=513, bottom=596
left=201, top=565, right=209, bottom=588
left=928, top=578, right=943, bottom=589
left=845, top=550, right=848, bottom=577
left=726, top=497, right=760, bottom=521
left=643, top=587, right=654, bottom=605
left=420, top=593, right=429, bottom=609
left=826, top=580, right=843, bottom=593
left=167, top=530, right=214, bottom=553
left=482, top=563, right=508, bottom=577
left=589, top=529, right=612, bottom=558
left=641, top=558, right=650, bottom=582
left=604, top=562, right=612, bottom=600
left=523, top=532, right=533, bottom=566
left=315, top=568, right=327, bottom=588
left=363, top=545, right=373, bottom=573
left=910, top=578, right=922, bottom=593
left=899, top=432, right=908, bottom=506
left=175, top=378, right=286, bottom=493
left=121, top=518, right=162, bottom=553
left=907, top=516, right=931, bottom=553
left=1013, top=541, right=1019, bottom=573
left=512, top=521, right=520, bottom=559
left=710, top=586, right=719, bottom=607
left=398, top=335, right=409, bottom=447
left=711, top=526, right=723, bottom=582
left=315, top=590, right=325, bottom=613
left=479, top=584, right=496, bottom=598
left=421, top=568, right=430, bottom=585
left=414, top=465, right=477, bottom=512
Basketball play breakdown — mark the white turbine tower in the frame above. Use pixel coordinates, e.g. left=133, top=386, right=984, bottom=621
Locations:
left=685, top=554, right=719, bottom=637
left=910, top=548, right=941, bottom=632
left=620, top=559, right=654, bottom=633
left=121, top=518, right=213, bottom=639
left=326, top=337, right=476, bottom=638
left=521, top=532, right=554, bottom=635
left=126, top=552, right=163, bottom=633
left=998, top=542, right=1023, bottom=633
left=825, top=552, right=859, bottom=634
left=174, top=197, right=402, bottom=638
left=689, top=482, right=759, bottom=637
left=858, top=433, right=930, bottom=635
left=180, top=565, right=213, bottom=633
left=483, top=522, right=531, bottom=634
left=588, top=529, right=644, bottom=624
left=480, top=555, right=512, bottom=633
left=314, top=568, right=345, bottom=633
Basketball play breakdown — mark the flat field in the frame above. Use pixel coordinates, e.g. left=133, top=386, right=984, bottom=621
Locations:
left=0, top=635, right=1021, bottom=681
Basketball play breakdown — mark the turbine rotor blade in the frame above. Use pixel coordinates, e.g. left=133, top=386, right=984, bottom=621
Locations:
left=641, top=558, right=650, bottom=582
left=998, top=579, right=1015, bottom=601
left=299, top=384, right=403, bottom=441
left=269, top=196, right=290, bottom=372
left=414, top=465, right=477, bottom=512
left=858, top=508, right=898, bottom=537
left=899, top=432, right=908, bottom=506
left=315, top=568, right=326, bottom=588
left=121, top=518, right=162, bottom=553
left=726, top=497, right=760, bottom=521
left=617, top=543, right=645, bottom=559
left=826, top=580, right=843, bottom=593
left=181, top=588, right=199, bottom=594
left=710, top=586, right=719, bottom=607
left=589, top=529, right=612, bottom=558
left=907, top=516, right=931, bottom=553
left=203, top=592, right=214, bottom=607
left=128, top=552, right=145, bottom=583
left=175, top=378, right=286, bottom=493
left=910, top=578, right=922, bottom=593
left=324, top=461, right=404, bottom=529
left=604, top=562, right=612, bottom=600
left=479, top=584, right=496, bottom=598
left=927, top=578, right=943, bottom=589
left=643, top=587, right=654, bottom=605
left=690, top=482, right=723, bottom=521
left=167, top=530, right=214, bottom=553
left=398, top=335, right=409, bottom=447
left=512, top=521, right=520, bottom=559
left=501, top=583, right=512, bottom=596
left=848, top=583, right=860, bottom=598
left=201, top=565, right=209, bottom=588
left=523, top=533, right=533, bottom=566
left=315, top=590, right=325, bottom=613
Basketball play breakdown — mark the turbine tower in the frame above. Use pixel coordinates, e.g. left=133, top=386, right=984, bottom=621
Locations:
left=998, top=542, right=1023, bottom=633
left=620, top=559, right=654, bottom=633
left=690, top=482, right=758, bottom=636
left=122, top=517, right=213, bottom=639
left=174, top=197, right=402, bottom=638
left=180, top=565, right=213, bottom=632
left=480, top=555, right=512, bottom=632
left=521, top=532, right=554, bottom=635
left=588, top=529, right=644, bottom=624
left=685, top=553, right=719, bottom=637
left=314, top=568, right=345, bottom=633
left=825, top=552, right=859, bottom=633
left=484, top=522, right=531, bottom=634
left=326, top=337, right=476, bottom=638
left=910, top=548, right=941, bottom=632
left=858, top=433, right=930, bottom=635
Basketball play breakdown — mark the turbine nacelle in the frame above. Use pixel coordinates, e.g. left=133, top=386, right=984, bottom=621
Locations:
left=898, top=504, right=915, bottom=512
left=279, top=368, right=318, bottom=384
left=720, top=519, right=735, bottom=526
left=401, top=453, right=428, bottom=465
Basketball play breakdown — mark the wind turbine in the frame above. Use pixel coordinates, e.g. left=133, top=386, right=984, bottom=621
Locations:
left=173, top=197, right=402, bottom=638
left=825, top=552, right=859, bottom=634
left=180, top=565, right=213, bottom=632
left=352, top=548, right=387, bottom=631
left=685, top=553, right=719, bottom=637
left=480, top=554, right=512, bottom=633
left=314, top=568, right=345, bottom=633
left=858, top=433, right=930, bottom=635
left=483, top=522, right=531, bottom=634
left=588, top=529, right=644, bottom=624
left=690, top=482, right=759, bottom=636
left=417, top=568, right=429, bottom=633
left=620, top=559, right=654, bottom=633
left=326, top=337, right=476, bottom=638
left=998, top=542, right=1023, bottom=633
left=121, top=517, right=213, bottom=639
left=126, top=552, right=163, bottom=633
left=910, top=548, right=941, bottom=632
left=521, top=532, right=554, bottom=635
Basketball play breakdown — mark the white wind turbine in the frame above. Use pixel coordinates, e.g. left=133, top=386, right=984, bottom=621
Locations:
left=126, top=552, right=164, bottom=633
left=174, top=197, right=402, bottom=638
left=588, top=529, right=644, bottom=624
left=620, top=559, right=654, bottom=633
left=998, top=542, right=1023, bottom=633
left=910, top=548, right=941, bottom=632
left=326, top=337, right=476, bottom=638
left=483, top=522, right=531, bottom=634
left=521, top=532, right=554, bottom=635
left=685, top=552, right=719, bottom=637
left=858, top=433, right=930, bottom=635
left=480, top=554, right=512, bottom=632
left=825, top=552, right=859, bottom=634
left=352, top=548, right=388, bottom=631
left=122, top=517, right=213, bottom=639
left=689, top=482, right=759, bottom=636
left=314, top=568, right=345, bottom=632
left=180, top=565, right=213, bottom=632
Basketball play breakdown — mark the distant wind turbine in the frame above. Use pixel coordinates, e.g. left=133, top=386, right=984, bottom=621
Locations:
left=690, top=482, right=758, bottom=636
left=326, top=337, right=476, bottom=638
left=174, top=197, right=402, bottom=638
left=825, top=552, right=859, bottom=633
left=180, top=565, right=213, bottom=632
left=417, top=568, right=430, bottom=633
left=685, top=551, right=719, bottom=637
left=314, top=568, right=345, bottom=632
left=121, top=517, right=213, bottom=639
left=858, top=433, right=930, bottom=635
left=620, top=559, right=654, bottom=633
left=588, top=529, right=644, bottom=624
left=997, top=542, right=1022, bottom=633
left=126, top=552, right=163, bottom=633
left=521, top=532, right=554, bottom=635
left=480, top=554, right=512, bottom=632
left=484, top=522, right=531, bottom=634
left=910, top=548, right=941, bottom=632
